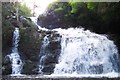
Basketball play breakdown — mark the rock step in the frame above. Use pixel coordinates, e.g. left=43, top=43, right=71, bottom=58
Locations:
left=2, top=76, right=120, bottom=80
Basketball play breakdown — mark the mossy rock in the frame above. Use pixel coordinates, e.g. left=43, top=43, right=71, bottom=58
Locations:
left=19, top=27, right=43, bottom=61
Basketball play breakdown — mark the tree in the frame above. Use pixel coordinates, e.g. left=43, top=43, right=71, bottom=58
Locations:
left=38, top=2, right=120, bottom=34
left=14, top=2, right=32, bottom=17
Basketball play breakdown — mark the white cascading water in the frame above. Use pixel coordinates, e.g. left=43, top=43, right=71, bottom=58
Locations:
left=29, top=17, right=48, bottom=31
left=38, top=35, right=50, bottom=73
left=7, top=28, right=23, bottom=75
left=29, top=17, right=49, bottom=74
left=52, top=28, right=118, bottom=76
left=30, top=17, right=119, bottom=77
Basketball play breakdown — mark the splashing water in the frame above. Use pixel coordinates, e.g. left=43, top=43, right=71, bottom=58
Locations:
left=38, top=35, right=50, bottom=73
left=53, top=28, right=119, bottom=76
left=29, top=17, right=119, bottom=77
left=29, top=17, right=48, bottom=31
left=7, top=28, right=23, bottom=75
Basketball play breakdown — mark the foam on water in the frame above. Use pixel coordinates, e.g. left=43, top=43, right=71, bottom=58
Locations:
left=28, top=17, right=119, bottom=77
left=53, top=28, right=119, bottom=76
left=38, top=35, right=50, bottom=73
left=29, top=17, right=48, bottom=31
left=7, top=28, right=23, bottom=74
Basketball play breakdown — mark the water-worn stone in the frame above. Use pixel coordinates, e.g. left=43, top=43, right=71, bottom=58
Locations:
left=2, top=64, right=12, bottom=75
left=2, top=56, right=11, bottom=65
left=19, top=27, right=42, bottom=60
left=42, top=63, right=56, bottom=74
left=21, top=60, right=38, bottom=74
left=38, top=32, right=61, bottom=74
left=2, top=25, right=14, bottom=75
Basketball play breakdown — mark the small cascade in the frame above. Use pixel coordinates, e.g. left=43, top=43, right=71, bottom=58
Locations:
left=16, top=16, right=119, bottom=77
left=29, top=17, right=48, bottom=31
left=38, top=35, right=50, bottom=73
left=7, top=28, right=23, bottom=75
left=53, top=28, right=119, bottom=75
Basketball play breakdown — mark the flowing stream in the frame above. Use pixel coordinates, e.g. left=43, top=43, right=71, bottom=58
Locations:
left=52, top=28, right=119, bottom=76
left=7, top=28, right=23, bottom=75
left=29, top=17, right=120, bottom=77
left=38, top=35, right=50, bottom=73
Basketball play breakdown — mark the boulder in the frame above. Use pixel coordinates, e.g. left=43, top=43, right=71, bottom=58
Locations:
left=19, top=27, right=42, bottom=62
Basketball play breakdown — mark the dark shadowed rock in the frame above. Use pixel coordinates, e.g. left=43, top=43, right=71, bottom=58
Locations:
left=2, top=24, right=14, bottom=75
left=38, top=32, right=61, bottom=74
left=2, top=56, right=11, bottom=65
left=2, top=64, right=12, bottom=75
left=21, top=60, right=38, bottom=74
left=19, top=27, right=42, bottom=61
left=42, top=63, right=56, bottom=75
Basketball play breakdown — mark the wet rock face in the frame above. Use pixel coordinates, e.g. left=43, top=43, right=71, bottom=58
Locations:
left=3, top=56, right=11, bottom=65
left=2, top=56, right=12, bottom=75
left=2, top=25, right=14, bottom=75
left=2, top=23, right=62, bottom=75
left=38, top=32, right=61, bottom=74
left=2, top=26, right=14, bottom=56
left=18, top=27, right=61, bottom=74
left=19, top=27, right=42, bottom=74
left=2, top=64, right=12, bottom=75
left=19, top=27, right=41, bottom=61
left=21, top=60, right=38, bottom=74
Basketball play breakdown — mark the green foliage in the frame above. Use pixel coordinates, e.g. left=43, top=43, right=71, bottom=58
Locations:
left=69, top=2, right=87, bottom=13
left=38, top=2, right=72, bottom=29
left=38, top=2, right=120, bottom=34
left=2, top=2, right=34, bottom=53
left=2, top=2, right=33, bottom=28
left=86, top=2, right=97, bottom=10
left=2, top=2, right=32, bottom=20
left=17, top=3, right=32, bottom=17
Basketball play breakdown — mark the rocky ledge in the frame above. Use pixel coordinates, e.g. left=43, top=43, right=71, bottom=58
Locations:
left=2, top=75, right=120, bottom=80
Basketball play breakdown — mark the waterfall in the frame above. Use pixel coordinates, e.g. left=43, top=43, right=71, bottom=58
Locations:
left=27, top=17, right=119, bottom=77
left=29, top=17, right=48, bottom=31
left=7, top=28, right=23, bottom=75
left=38, top=35, right=50, bottom=73
left=53, top=28, right=119, bottom=75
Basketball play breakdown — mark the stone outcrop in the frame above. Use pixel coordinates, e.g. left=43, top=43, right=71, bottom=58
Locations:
left=2, top=25, right=14, bottom=75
